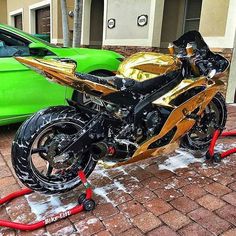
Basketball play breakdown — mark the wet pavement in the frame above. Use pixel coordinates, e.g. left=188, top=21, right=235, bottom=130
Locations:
left=0, top=105, right=235, bottom=236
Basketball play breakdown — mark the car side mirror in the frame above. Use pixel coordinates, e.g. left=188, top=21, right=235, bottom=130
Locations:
left=29, top=42, right=48, bottom=57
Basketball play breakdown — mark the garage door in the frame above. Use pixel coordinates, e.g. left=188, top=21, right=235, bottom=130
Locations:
left=35, top=6, right=50, bottom=34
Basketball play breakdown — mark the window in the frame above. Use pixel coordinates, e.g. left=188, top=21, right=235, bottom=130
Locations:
left=0, top=29, right=30, bottom=57
left=184, top=0, right=202, bottom=33
left=14, top=14, right=23, bottom=30
left=35, top=6, right=50, bottom=35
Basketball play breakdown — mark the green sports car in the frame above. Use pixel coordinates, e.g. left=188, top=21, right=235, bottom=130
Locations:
left=0, top=24, right=123, bottom=126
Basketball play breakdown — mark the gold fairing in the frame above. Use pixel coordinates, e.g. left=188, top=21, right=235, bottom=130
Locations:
left=15, top=57, right=224, bottom=169
left=98, top=77, right=224, bottom=169
left=152, top=77, right=208, bottom=108
left=117, top=52, right=181, bottom=81
left=15, top=57, right=118, bottom=96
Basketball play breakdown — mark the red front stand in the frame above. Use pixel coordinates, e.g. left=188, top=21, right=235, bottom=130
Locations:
left=206, top=129, right=236, bottom=162
left=0, top=170, right=94, bottom=231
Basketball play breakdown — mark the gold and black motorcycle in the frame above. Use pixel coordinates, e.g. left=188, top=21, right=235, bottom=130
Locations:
left=12, top=31, right=229, bottom=193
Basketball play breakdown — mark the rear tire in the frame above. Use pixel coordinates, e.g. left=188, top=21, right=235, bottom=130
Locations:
left=12, top=106, right=97, bottom=194
left=181, top=92, right=227, bottom=150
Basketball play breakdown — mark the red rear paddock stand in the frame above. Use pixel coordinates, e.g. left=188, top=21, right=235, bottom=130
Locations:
left=206, top=128, right=236, bottom=162
left=0, top=170, right=95, bottom=231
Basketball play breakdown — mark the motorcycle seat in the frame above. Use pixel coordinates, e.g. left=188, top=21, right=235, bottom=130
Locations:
left=75, top=72, right=121, bottom=89
left=76, top=70, right=182, bottom=94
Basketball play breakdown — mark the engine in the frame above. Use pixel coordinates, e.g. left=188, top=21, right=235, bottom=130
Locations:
left=145, top=110, right=162, bottom=137
left=91, top=105, right=164, bottom=163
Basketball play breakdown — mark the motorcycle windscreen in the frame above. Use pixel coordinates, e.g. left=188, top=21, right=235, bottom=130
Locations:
left=173, top=31, right=209, bottom=51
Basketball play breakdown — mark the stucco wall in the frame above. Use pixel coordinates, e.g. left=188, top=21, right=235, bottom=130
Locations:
left=199, top=0, right=229, bottom=37
left=0, top=0, right=7, bottom=24
left=201, top=0, right=236, bottom=48
left=103, top=0, right=165, bottom=47
left=7, top=0, right=58, bottom=42
left=7, top=0, right=44, bottom=32
left=105, top=0, right=150, bottom=40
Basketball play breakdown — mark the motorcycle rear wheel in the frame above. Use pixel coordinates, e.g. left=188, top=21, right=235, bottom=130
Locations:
left=11, top=106, right=97, bottom=194
left=180, top=92, right=227, bottom=150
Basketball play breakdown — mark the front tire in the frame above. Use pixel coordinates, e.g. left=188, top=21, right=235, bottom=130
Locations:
left=181, top=92, right=227, bottom=150
left=12, top=106, right=97, bottom=194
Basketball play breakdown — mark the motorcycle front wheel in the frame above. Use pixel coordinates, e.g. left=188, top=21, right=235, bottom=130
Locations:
left=181, top=92, right=227, bottom=150
left=12, top=106, right=97, bottom=194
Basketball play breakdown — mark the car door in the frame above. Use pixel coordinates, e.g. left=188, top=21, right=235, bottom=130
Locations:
left=0, top=29, right=66, bottom=124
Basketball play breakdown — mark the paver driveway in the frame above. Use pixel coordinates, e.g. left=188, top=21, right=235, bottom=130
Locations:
left=0, top=105, right=235, bottom=236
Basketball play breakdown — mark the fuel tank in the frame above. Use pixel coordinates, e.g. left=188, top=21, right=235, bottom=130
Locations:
left=117, top=52, right=181, bottom=81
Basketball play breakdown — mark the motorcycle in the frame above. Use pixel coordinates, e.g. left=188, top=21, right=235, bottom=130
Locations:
left=12, top=31, right=229, bottom=194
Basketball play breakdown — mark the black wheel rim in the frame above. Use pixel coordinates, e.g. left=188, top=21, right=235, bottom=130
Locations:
left=186, top=96, right=225, bottom=147
left=29, top=121, right=93, bottom=189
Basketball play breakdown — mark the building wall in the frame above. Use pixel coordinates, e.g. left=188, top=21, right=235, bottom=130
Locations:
left=102, top=0, right=165, bottom=56
left=6, top=0, right=62, bottom=43
left=102, top=0, right=235, bottom=50
left=103, top=0, right=165, bottom=47
left=200, top=0, right=236, bottom=49
left=105, top=0, right=150, bottom=40
left=0, top=0, right=7, bottom=24
left=200, top=0, right=229, bottom=37
left=102, top=0, right=236, bottom=101
left=7, top=0, right=45, bottom=32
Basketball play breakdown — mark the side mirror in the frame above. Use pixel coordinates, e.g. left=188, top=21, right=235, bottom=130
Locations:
left=29, top=42, right=48, bottom=56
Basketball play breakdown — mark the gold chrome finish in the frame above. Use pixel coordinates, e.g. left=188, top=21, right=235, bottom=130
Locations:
left=186, top=43, right=194, bottom=56
left=117, top=52, right=181, bottom=81
left=168, top=43, right=175, bottom=55
left=98, top=142, right=179, bottom=168
left=132, top=79, right=222, bottom=159
left=152, top=77, right=208, bottom=108
left=15, top=57, right=118, bottom=96
left=99, top=77, right=224, bottom=168
left=15, top=47, right=227, bottom=170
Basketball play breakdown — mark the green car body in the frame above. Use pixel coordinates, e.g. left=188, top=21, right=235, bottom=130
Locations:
left=0, top=24, right=123, bottom=126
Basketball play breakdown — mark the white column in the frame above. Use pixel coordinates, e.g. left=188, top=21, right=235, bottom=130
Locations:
left=226, top=29, right=236, bottom=103
left=149, top=0, right=165, bottom=47
left=81, top=0, right=92, bottom=45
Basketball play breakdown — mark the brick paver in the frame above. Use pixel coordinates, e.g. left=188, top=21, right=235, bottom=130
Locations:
left=132, top=212, right=162, bottom=233
left=196, top=194, right=226, bottom=211
left=0, top=105, right=235, bottom=235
